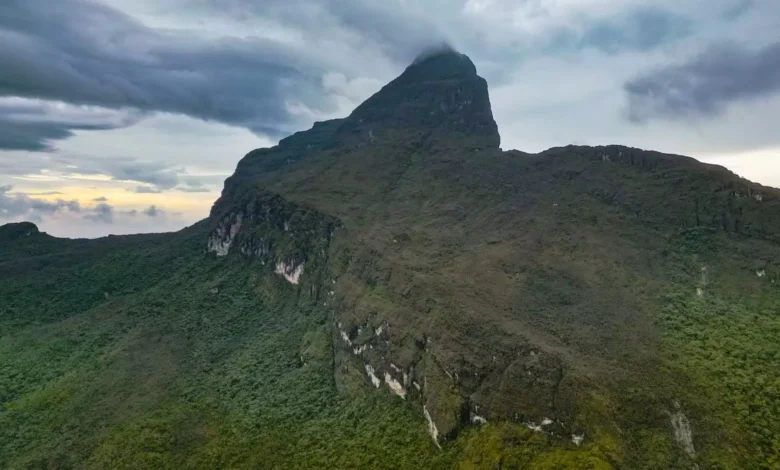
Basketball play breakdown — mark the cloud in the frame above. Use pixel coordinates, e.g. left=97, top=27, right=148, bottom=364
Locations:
left=0, top=97, right=147, bottom=151
left=131, top=186, right=164, bottom=194
left=93, top=196, right=108, bottom=202
left=174, top=178, right=214, bottom=193
left=575, top=8, right=692, bottom=54
left=0, top=150, right=191, bottom=192
left=143, top=205, right=162, bottom=217
left=104, top=160, right=180, bottom=189
left=83, top=202, right=114, bottom=223
left=0, top=0, right=353, bottom=150
left=196, top=0, right=443, bottom=62
left=26, top=191, right=63, bottom=196
left=625, top=41, right=780, bottom=122
left=0, top=184, right=180, bottom=235
left=722, top=0, right=754, bottom=20
left=0, top=0, right=710, bottom=152
left=0, top=185, right=81, bottom=221
left=176, top=186, right=211, bottom=193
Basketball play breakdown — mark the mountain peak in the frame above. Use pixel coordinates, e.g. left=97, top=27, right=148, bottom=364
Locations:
left=334, top=48, right=500, bottom=149
left=407, top=44, right=478, bottom=78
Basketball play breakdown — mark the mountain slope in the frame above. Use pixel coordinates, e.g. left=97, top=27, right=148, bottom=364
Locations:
left=2, top=50, right=779, bottom=469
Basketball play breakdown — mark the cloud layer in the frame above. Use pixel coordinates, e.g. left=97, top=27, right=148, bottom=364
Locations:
left=0, top=0, right=345, bottom=150
left=2, top=0, right=778, bottom=152
left=626, top=40, right=780, bottom=121
left=1, top=186, right=171, bottom=227
left=0, top=185, right=81, bottom=220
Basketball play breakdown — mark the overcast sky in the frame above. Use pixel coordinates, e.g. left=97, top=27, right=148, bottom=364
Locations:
left=1, top=0, right=779, bottom=238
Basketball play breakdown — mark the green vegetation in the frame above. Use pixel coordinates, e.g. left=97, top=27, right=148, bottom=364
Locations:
left=656, top=229, right=780, bottom=469
left=0, top=226, right=626, bottom=469
left=0, top=227, right=446, bottom=468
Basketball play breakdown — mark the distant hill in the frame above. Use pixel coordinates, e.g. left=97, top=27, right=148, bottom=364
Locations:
left=2, top=50, right=779, bottom=469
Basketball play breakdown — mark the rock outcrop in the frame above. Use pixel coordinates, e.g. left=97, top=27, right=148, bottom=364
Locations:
left=208, top=188, right=340, bottom=293
left=0, top=222, right=39, bottom=240
left=332, top=47, right=500, bottom=150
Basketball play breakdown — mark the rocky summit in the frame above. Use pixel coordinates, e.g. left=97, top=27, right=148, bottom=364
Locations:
left=2, top=50, right=780, bottom=469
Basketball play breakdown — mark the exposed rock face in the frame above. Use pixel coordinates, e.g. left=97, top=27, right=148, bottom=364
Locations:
left=334, top=48, right=500, bottom=150
left=423, top=406, right=441, bottom=449
left=274, top=260, right=304, bottom=284
left=207, top=189, right=340, bottom=291
left=671, top=402, right=696, bottom=459
left=207, top=213, right=242, bottom=256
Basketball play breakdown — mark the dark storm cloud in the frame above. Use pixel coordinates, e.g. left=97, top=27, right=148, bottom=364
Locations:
left=0, top=117, right=149, bottom=152
left=143, top=205, right=162, bottom=217
left=0, top=0, right=345, bottom=150
left=198, top=0, right=442, bottom=63
left=206, top=0, right=694, bottom=65
left=0, top=121, right=76, bottom=151
left=625, top=41, right=780, bottom=122
left=0, top=95, right=147, bottom=151
left=83, top=202, right=114, bottom=223
left=0, top=185, right=81, bottom=220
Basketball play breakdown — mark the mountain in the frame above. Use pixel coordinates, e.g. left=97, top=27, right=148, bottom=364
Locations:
left=2, top=50, right=779, bottom=469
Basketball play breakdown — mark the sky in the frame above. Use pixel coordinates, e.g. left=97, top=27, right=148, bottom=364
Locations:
left=1, top=0, right=779, bottom=238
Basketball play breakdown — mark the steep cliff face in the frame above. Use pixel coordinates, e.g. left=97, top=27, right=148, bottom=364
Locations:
left=199, top=49, right=780, bottom=467
left=208, top=186, right=341, bottom=302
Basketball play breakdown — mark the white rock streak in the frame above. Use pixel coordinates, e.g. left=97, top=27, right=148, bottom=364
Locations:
left=423, top=406, right=441, bottom=448
left=207, top=214, right=243, bottom=256
left=365, top=364, right=381, bottom=388
left=384, top=373, right=406, bottom=399
left=275, top=260, right=304, bottom=284
left=471, top=414, right=487, bottom=425
left=671, top=402, right=696, bottom=459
